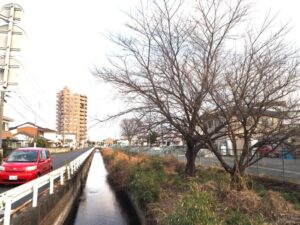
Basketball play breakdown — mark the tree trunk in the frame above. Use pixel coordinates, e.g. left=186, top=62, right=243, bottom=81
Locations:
left=185, top=141, right=197, bottom=177
left=230, top=167, right=245, bottom=191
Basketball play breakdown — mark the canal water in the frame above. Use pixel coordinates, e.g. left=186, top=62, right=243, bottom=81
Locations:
left=70, top=150, right=139, bottom=225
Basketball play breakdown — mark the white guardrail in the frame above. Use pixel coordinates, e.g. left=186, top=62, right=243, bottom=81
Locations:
left=0, top=147, right=95, bottom=225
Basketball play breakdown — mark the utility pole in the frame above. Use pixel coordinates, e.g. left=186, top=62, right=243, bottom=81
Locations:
left=0, top=4, right=23, bottom=160
left=0, top=92, right=4, bottom=157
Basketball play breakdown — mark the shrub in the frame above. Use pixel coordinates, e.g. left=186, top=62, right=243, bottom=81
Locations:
left=148, top=156, right=164, bottom=172
left=129, top=157, right=167, bottom=207
left=165, top=183, right=218, bottom=225
left=129, top=169, right=161, bottom=207
left=108, top=159, right=131, bottom=189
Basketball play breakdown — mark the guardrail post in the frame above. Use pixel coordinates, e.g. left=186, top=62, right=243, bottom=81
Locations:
left=74, top=161, right=77, bottom=171
left=67, top=165, right=71, bottom=180
left=4, top=196, right=12, bottom=225
left=32, top=183, right=39, bottom=207
left=60, top=169, right=64, bottom=185
left=70, top=162, right=74, bottom=175
left=50, top=175, right=54, bottom=195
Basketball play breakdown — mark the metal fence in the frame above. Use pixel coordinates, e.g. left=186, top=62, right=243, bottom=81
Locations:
left=112, top=145, right=300, bottom=184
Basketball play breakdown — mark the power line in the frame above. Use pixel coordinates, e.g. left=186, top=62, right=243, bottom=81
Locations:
left=6, top=101, right=29, bottom=121
left=17, top=58, right=56, bottom=108
left=14, top=90, right=52, bottom=127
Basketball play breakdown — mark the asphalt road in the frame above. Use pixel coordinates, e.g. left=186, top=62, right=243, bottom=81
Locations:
left=192, top=155, right=300, bottom=184
left=0, top=148, right=91, bottom=193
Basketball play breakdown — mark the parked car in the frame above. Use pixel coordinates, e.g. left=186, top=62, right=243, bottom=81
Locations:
left=0, top=148, right=53, bottom=185
left=258, top=145, right=280, bottom=158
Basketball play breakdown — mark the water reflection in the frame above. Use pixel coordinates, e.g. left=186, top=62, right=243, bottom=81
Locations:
left=72, top=151, right=130, bottom=225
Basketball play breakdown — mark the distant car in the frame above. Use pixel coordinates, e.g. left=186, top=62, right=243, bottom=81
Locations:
left=0, top=148, right=53, bottom=185
left=258, top=145, right=280, bottom=158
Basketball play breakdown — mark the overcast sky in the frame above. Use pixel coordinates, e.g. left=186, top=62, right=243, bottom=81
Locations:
left=1, top=0, right=300, bottom=141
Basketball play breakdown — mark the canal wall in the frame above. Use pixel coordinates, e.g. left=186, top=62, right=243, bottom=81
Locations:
left=7, top=150, right=95, bottom=225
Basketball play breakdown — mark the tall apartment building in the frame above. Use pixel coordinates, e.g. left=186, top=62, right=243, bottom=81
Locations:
left=56, top=87, right=87, bottom=147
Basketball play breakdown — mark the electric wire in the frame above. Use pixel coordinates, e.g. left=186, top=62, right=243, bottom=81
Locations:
left=14, top=89, right=52, bottom=127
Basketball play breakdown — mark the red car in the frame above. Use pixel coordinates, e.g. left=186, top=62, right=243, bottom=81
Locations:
left=0, top=148, right=53, bottom=185
left=258, top=145, right=280, bottom=158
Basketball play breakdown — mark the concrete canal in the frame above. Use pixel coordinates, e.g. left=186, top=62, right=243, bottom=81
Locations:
left=69, top=150, right=140, bottom=225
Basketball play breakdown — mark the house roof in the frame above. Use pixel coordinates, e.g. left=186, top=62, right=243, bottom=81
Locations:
left=43, top=128, right=57, bottom=133
left=9, top=122, right=56, bottom=132
left=9, top=122, right=44, bottom=131
left=3, top=116, right=14, bottom=122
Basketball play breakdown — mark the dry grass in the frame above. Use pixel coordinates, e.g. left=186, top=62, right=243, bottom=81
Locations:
left=259, top=191, right=300, bottom=222
left=226, top=189, right=261, bottom=213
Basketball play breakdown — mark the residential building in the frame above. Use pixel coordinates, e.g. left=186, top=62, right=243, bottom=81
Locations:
left=10, top=122, right=45, bottom=147
left=206, top=109, right=293, bottom=155
left=56, top=87, right=87, bottom=147
left=1, top=116, right=13, bottom=139
left=102, top=137, right=114, bottom=146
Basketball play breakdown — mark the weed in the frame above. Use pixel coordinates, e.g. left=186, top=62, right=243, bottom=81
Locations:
left=175, top=162, right=186, bottom=174
left=165, top=182, right=219, bottom=225
left=167, top=174, right=187, bottom=190
left=129, top=157, right=167, bottom=207
left=281, top=192, right=300, bottom=210
left=248, top=180, right=267, bottom=197
left=224, top=211, right=264, bottom=225
left=129, top=169, right=161, bottom=206
left=197, top=167, right=230, bottom=192
left=108, top=159, right=131, bottom=188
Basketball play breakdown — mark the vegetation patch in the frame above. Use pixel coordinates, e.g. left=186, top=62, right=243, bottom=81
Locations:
left=101, top=148, right=300, bottom=225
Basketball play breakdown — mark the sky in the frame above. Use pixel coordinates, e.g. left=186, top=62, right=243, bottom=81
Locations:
left=0, top=0, right=300, bottom=141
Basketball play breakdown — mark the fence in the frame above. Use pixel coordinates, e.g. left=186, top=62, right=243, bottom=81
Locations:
left=112, top=145, right=300, bottom=185
left=0, top=147, right=95, bottom=225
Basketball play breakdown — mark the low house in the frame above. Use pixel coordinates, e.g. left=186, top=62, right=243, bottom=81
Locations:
left=206, top=108, right=297, bottom=156
left=9, top=122, right=62, bottom=147
left=1, top=116, right=16, bottom=156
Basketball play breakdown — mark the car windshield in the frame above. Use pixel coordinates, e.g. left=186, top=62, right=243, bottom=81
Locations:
left=7, top=150, right=38, bottom=162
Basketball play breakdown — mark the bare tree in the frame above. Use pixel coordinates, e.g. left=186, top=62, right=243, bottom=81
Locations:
left=120, top=118, right=143, bottom=145
left=94, top=0, right=300, bottom=190
left=94, top=0, right=247, bottom=177
left=204, top=17, right=300, bottom=189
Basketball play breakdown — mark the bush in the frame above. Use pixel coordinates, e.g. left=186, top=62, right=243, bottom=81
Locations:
left=165, top=183, right=218, bottom=225
left=147, top=156, right=164, bottom=172
left=129, top=157, right=166, bottom=207
left=108, top=159, right=131, bottom=189
left=129, top=169, right=161, bottom=206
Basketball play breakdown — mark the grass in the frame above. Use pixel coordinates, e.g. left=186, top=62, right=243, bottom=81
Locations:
left=248, top=180, right=267, bottom=197
left=281, top=191, right=300, bottom=210
left=224, top=211, right=264, bottom=225
left=165, top=182, right=219, bottom=225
